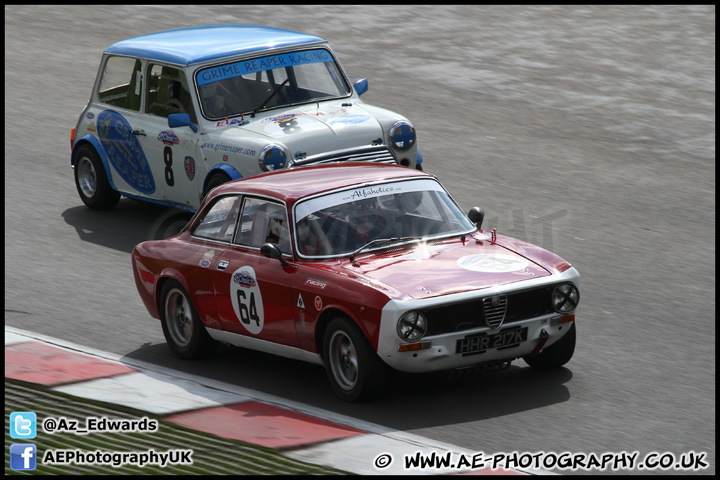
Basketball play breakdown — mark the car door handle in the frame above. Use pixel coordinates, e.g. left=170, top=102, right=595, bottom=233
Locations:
left=132, top=129, right=146, bottom=136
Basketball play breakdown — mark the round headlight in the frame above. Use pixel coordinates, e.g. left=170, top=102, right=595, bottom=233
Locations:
left=397, top=311, right=428, bottom=341
left=389, top=121, right=416, bottom=151
left=552, top=283, right=580, bottom=313
left=259, top=145, right=288, bottom=171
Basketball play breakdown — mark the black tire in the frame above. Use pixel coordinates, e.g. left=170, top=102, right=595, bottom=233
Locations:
left=323, top=317, right=388, bottom=402
left=160, top=280, right=216, bottom=359
left=205, top=171, right=231, bottom=196
left=74, top=145, right=120, bottom=209
left=524, top=322, right=576, bottom=369
left=152, top=211, right=194, bottom=240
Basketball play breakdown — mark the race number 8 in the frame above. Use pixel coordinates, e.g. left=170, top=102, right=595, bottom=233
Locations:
left=164, top=146, right=174, bottom=186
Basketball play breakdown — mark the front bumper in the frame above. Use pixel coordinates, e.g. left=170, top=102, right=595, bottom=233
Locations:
left=376, top=267, right=579, bottom=373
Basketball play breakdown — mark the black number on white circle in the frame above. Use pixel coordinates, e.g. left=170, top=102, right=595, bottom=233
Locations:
left=236, top=290, right=260, bottom=326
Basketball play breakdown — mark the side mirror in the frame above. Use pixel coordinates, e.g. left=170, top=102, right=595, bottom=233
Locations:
left=261, top=242, right=287, bottom=266
left=168, top=113, right=198, bottom=133
left=468, top=207, right=484, bottom=229
left=354, top=78, right=368, bottom=96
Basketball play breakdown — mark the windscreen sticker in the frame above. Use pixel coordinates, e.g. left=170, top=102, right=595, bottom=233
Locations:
left=97, top=110, right=155, bottom=194
left=197, top=49, right=333, bottom=86
left=457, top=254, right=529, bottom=273
left=230, top=266, right=264, bottom=334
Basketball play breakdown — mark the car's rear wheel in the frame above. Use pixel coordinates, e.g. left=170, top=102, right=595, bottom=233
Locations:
left=74, top=145, right=120, bottom=209
left=323, top=317, right=387, bottom=402
left=205, top=171, right=231, bottom=196
left=524, top=322, right=576, bottom=369
left=160, top=280, right=216, bottom=359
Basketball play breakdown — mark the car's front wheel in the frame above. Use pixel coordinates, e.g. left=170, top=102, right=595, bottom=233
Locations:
left=205, top=171, right=231, bottom=196
left=524, top=322, right=576, bottom=369
left=160, top=280, right=216, bottom=359
left=323, top=317, right=388, bottom=402
left=74, top=145, right=120, bottom=209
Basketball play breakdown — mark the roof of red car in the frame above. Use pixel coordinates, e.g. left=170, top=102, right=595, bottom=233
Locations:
left=208, top=163, right=432, bottom=205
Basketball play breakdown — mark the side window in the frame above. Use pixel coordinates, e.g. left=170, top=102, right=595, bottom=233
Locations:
left=146, top=64, right=196, bottom=122
left=191, top=195, right=241, bottom=242
left=235, top=197, right=291, bottom=254
left=98, top=56, right=142, bottom=111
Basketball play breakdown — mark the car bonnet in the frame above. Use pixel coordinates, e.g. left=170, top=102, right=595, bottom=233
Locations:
left=225, top=103, right=383, bottom=156
left=341, top=236, right=553, bottom=300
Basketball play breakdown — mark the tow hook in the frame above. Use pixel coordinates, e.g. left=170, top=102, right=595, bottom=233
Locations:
left=529, top=329, right=550, bottom=356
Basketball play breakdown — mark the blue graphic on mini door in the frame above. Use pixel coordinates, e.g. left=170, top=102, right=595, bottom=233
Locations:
left=97, top=110, right=156, bottom=194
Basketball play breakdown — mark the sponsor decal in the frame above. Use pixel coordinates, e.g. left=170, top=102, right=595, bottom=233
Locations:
left=329, top=115, right=372, bottom=125
left=230, top=266, right=264, bottom=334
left=263, top=113, right=304, bottom=123
left=223, top=155, right=229, bottom=162
left=97, top=110, right=155, bottom=194
left=199, top=250, right=215, bottom=268
left=197, top=49, right=333, bottom=86
left=304, top=278, right=327, bottom=289
left=297, top=294, right=305, bottom=309
left=87, top=124, right=96, bottom=132
left=184, top=156, right=195, bottom=181
left=314, top=295, right=323, bottom=311
left=457, top=253, right=529, bottom=273
left=86, top=112, right=95, bottom=119
left=158, top=130, right=180, bottom=146
left=232, top=269, right=256, bottom=288
left=201, top=142, right=256, bottom=157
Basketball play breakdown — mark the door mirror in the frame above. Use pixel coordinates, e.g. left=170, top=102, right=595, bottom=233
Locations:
left=468, top=207, right=484, bottom=229
left=354, top=78, right=368, bottom=96
left=261, top=242, right=287, bottom=266
left=168, top=113, right=198, bottom=133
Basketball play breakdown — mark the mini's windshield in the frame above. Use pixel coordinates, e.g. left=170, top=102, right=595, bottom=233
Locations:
left=196, top=48, right=351, bottom=119
left=294, top=179, right=476, bottom=258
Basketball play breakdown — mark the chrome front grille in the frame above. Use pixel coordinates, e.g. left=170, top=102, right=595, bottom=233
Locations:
left=483, top=295, right=508, bottom=329
left=292, top=145, right=397, bottom=166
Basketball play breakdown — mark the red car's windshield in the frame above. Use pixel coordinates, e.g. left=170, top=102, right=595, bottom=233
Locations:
left=293, top=178, right=475, bottom=258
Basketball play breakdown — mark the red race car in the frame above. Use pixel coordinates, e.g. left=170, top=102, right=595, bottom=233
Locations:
left=132, top=163, right=580, bottom=401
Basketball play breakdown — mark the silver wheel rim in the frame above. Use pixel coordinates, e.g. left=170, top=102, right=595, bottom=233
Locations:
left=329, top=330, right=358, bottom=390
left=77, top=156, right=97, bottom=198
left=165, top=288, right=193, bottom=348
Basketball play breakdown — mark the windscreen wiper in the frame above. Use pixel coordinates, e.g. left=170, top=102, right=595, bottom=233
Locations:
left=348, top=237, right=421, bottom=262
left=250, top=78, right=290, bottom=117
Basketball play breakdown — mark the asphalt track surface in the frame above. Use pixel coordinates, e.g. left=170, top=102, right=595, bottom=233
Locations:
left=5, top=5, right=715, bottom=475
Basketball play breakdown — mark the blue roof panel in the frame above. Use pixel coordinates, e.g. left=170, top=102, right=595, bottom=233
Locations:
left=104, top=24, right=326, bottom=65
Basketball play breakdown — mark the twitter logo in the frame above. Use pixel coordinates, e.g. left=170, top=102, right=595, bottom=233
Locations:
left=10, top=412, right=37, bottom=439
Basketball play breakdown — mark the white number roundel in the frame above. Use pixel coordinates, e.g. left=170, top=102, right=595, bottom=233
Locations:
left=230, top=266, right=264, bottom=334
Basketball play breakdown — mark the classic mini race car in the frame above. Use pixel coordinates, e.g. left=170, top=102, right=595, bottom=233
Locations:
left=132, top=163, right=580, bottom=401
left=71, top=24, right=422, bottom=212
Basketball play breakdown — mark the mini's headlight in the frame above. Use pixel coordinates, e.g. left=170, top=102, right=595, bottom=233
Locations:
left=397, top=311, right=428, bottom=341
left=389, top=121, right=416, bottom=151
left=552, top=283, right=580, bottom=313
left=258, top=145, right=288, bottom=171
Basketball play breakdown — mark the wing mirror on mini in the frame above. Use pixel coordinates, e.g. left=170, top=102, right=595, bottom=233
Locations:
left=354, top=78, right=368, bottom=96
left=261, top=243, right=287, bottom=266
left=168, top=113, right=198, bottom=133
left=468, top=207, right=484, bottom=229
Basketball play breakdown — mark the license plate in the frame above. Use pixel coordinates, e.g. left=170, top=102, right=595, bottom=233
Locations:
left=456, top=327, right=528, bottom=356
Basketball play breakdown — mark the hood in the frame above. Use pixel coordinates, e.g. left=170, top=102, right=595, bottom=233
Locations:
left=236, top=102, right=384, bottom=155
left=342, top=235, right=553, bottom=300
